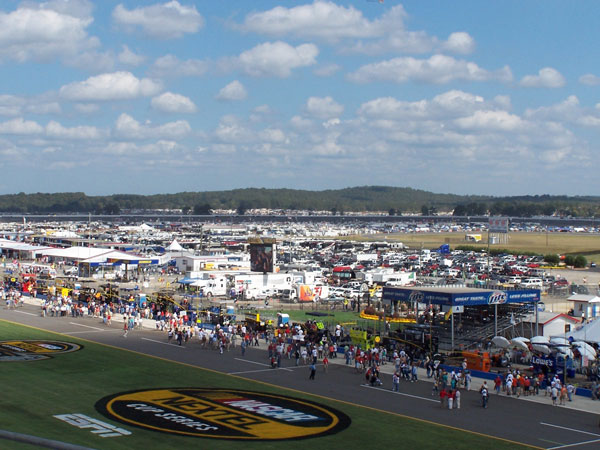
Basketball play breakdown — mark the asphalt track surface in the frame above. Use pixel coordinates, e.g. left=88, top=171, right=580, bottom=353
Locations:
left=3, top=305, right=600, bottom=449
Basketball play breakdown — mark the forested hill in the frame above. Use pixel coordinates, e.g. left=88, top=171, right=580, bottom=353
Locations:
left=0, top=187, right=599, bottom=217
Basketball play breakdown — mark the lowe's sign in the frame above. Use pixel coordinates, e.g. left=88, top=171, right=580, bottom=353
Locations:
left=382, top=287, right=540, bottom=307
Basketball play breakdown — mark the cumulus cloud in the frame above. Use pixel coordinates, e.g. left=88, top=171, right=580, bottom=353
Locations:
left=0, top=1, right=97, bottom=63
left=239, top=1, right=383, bottom=40
left=151, top=92, right=197, bottom=113
left=305, top=96, right=344, bottom=119
left=0, top=118, right=44, bottom=135
left=231, top=41, right=318, bottom=78
left=112, top=1, right=204, bottom=39
left=442, top=32, right=475, bottom=54
left=348, top=55, right=512, bottom=85
left=59, top=71, right=162, bottom=101
left=455, top=110, right=524, bottom=131
left=579, top=73, right=600, bottom=86
left=520, top=67, right=566, bottom=88
left=114, top=113, right=191, bottom=139
left=216, top=81, right=247, bottom=101
left=45, top=121, right=104, bottom=139
left=0, top=96, right=61, bottom=117
left=118, top=45, right=145, bottom=66
left=240, top=3, right=476, bottom=56
left=149, top=54, right=208, bottom=78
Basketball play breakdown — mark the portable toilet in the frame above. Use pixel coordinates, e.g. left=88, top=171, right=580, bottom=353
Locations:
left=277, top=313, right=289, bottom=327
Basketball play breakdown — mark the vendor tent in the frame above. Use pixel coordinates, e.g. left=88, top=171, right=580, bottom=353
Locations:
left=568, top=318, right=600, bottom=344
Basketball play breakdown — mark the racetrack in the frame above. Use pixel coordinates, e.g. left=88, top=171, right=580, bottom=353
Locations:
left=2, top=304, right=600, bottom=449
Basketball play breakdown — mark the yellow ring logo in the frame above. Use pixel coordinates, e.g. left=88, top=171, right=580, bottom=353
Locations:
left=0, top=340, right=82, bottom=362
left=96, top=388, right=350, bottom=440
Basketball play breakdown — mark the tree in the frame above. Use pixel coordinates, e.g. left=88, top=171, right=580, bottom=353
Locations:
left=543, top=254, right=560, bottom=266
left=193, top=203, right=212, bottom=215
left=388, top=208, right=396, bottom=216
left=564, top=255, right=575, bottom=267
left=574, top=255, right=588, bottom=268
left=237, top=201, right=248, bottom=215
left=182, top=206, right=191, bottom=215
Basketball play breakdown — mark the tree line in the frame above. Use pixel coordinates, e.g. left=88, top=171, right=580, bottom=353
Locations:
left=0, top=187, right=599, bottom=217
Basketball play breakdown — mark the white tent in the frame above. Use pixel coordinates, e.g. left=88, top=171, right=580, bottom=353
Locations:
left=167, top=240, right=183, bottom=252
left=569, top=318, right=600, bottom=344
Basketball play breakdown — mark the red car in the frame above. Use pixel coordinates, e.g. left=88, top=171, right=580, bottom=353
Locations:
left=554, top=279, right=569, bottom=287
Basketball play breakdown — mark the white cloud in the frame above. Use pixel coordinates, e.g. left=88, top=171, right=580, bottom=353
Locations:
left=455, top=110, right=524, bottom=131
left=214, top=115, right=255, bottom=144
left=59, top=71, right=162, bottom=101
left=239, top=1, right=383, bottom=40
left=149, top=54, right=208, bottom=78
left=525, top=96, right=581, bottom=122
left=0, top=2, right=96, bottom=63
left=442, top=32, right=475, bottom=54
left=520, top=67, right=566, bottom=88
left=45, top=121, right=104, bottom=139
left=151, top=92, right=197, bottom=113
left=25, top=102, right=62, bottom=115
left=74, top=103, right=100, bottom=114
left=579, top=73, right=600, bottom=86
left=305, top=96, right=344, bottom=119
left=0, top=117, right=43, bottom=135
left=112, top=1, right=204, bottom=39
left=313, top=63, right=341, bottom=77
left=114, top=113, right=191, bottom=139
left=259, top=128, right=287, bottom=144
left=233, top=41, right=318, bottom=78
left=118, top=45, right=145, bottom=66
left=349, top=55, right=512, bottom=85
left=0, top=95, right=26, bottom=116
left=216, top=81, right=248, bottom=101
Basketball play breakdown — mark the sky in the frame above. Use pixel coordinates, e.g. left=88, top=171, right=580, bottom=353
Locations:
left=1, top=0, right=600, bottom=197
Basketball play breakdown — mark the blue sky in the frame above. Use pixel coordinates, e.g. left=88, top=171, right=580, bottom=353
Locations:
left=1, top=0, right=599, bottom=196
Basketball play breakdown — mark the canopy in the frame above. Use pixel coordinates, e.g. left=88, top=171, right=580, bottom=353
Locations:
left=531, top=336, right=550, bottom=345
left=569, top=318, right=600, bottom=344
left=167, top=240, right=183, bottom=251
left=492, top=336, right=510, bottom=348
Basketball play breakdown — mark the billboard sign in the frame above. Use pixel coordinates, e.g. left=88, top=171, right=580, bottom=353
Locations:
left=249, top=243, right=276, bottom=273
left=382, top=287, right=540, bottom=307
left=488, top=217, right=509, bottom=233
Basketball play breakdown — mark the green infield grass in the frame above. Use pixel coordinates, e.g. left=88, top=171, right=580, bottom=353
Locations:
left=0, top=320, right=529, bottom=450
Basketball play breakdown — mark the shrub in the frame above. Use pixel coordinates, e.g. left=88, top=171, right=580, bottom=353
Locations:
left=574, top=255, right=588, bottom=268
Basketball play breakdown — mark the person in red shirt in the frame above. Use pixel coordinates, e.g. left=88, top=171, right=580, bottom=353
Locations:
left=494, top=374, right=502, bottom=395
left=323, top=356, right=329, bottom=373
left=440, top=388, right=448, bottom=408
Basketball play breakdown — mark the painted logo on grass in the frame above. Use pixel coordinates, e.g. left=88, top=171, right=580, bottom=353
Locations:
left=96, top=388, right=350, bottom=440
left=0, top=340, right=82, bottom=362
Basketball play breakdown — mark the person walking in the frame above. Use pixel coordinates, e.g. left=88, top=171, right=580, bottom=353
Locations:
left=392, top=372, right=400, bottom=392
left=309, top=362, right=316, bottom=380
left=123, top=320, right=128, bottom=337
left=323, top=356, right=329, bottom=373
left=480, top=382, right=489, bottom=408
left=455, top=389, right=461, bottom=409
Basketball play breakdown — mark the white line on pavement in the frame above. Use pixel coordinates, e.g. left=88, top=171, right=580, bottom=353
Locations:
left=141, top=337, right=184, bottom=347
left=361, top=384, right=439, bottom=403
left=14, top=311, right=37, bottom=316
left=546, top=438, right=600, bottom=449
left=68, top=322, right=104, bottom=331
left=234, top=358, right=292, bottom=371
left=229, top=368, right=297, bottom=375
left=540, top=423, right=600, bottom=438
